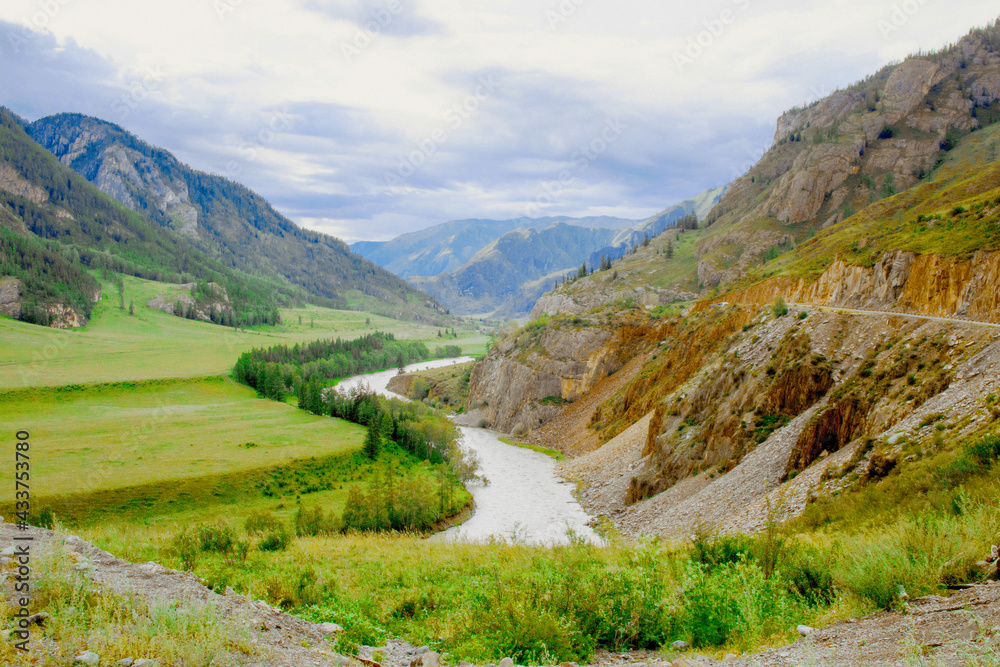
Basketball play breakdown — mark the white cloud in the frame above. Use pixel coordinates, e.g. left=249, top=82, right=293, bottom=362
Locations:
left=0, top=0, right=997, bottom=242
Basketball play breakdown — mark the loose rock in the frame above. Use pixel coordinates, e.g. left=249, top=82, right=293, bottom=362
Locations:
left=671, top=640, right=689, bottom=649
left=75, top=652, right=100, bottom=666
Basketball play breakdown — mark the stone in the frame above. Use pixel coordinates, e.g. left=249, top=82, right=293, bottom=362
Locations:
left=319, top=622, right=344, bottom=634
left=671, top=640, right=690, bottom=649
left=411, top=651, right=440, bottom=667
left=724, top=655, right=738, bottom=662
left=133, top=661, right=155, bottom=667
left=114, top=659, right=133, bottom=667
left=415, top=646, right=430, bottom=655
left=499, top=658, right=514, bottom=667
left=797, top=624, right=814, bottom=636
left=225, top=586, right=235, bottom=596
left=957, top=621, right=979, bottom=642
left=75, top=652, right=100, bottom=666
left=26, top=612, right=50, bottom=626
left=0, top=546, right=15, bottom=557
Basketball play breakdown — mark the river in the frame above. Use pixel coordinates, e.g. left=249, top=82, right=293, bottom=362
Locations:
left=336, top=358, right=601, bottom=545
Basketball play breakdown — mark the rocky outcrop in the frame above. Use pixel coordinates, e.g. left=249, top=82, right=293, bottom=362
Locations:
left=147, top=283, right=232, bottom=321
left=94, top=143, right=199, bottom=238
left=0, top=163, right=47, bottom=204
left=468, top=323, right=623, bottom=433
left=731, top=250, right=1000, bottom=323
left=0, top=277, right=22, bottom=319
left=697, top=30, right=1000, bottom=287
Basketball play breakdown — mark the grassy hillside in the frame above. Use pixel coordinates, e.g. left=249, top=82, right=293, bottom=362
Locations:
left=0, top=109, right=288, bottom=325
left=27, top=113, right=446, bottom=322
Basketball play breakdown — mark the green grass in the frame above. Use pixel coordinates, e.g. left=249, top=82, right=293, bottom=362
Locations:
left=499, top=437, right=566, bottom=461
left=0, top=273, right=488, bottom=389
left=0, top=375, right=365, bottom=499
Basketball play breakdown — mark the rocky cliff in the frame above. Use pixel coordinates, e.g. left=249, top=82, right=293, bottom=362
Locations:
left=695, top=27, right=1000, bottom=287
left=728, top=249, right=1000, bottom=323
left=468, top=317, right=655, bottom=433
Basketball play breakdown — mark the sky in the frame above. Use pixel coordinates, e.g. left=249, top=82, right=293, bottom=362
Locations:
left=0, top=1, right=997, bottom=242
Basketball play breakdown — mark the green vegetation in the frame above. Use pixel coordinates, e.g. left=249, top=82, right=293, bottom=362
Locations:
left=232, top=332, right=443, bottom=402
left=390, top=361, right=474, bottom=413
left=0, top=109, right=287, bottom=326
left=0, top=272, right=483, bottom=390
left=499, top=437, right=566, bottom=460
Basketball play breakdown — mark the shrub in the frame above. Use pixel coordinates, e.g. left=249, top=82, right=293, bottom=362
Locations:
left=772, top=295, right=788, bottom=317
left=245, top=510, right=282, bottom=535
left=197, top=523, right=236, bottom=553
left=260, top=525, right=292, bottom=552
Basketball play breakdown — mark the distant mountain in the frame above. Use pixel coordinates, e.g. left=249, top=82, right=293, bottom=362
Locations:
left=409, top=223, right=623, bottom=317
left=397, top=187, right=727, bottom=318
left=26, top=113, right=445, bottom=322
left=350, top=215, right=638, bottom=279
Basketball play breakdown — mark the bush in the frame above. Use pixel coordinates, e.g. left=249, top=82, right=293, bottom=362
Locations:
left=295, top=504, right=337, bottom=537
left=260, top=525, right=292, bottom=552
left=245, top=510, right=282, bottom=535
left=772, top=295, right=788, bottom=317
left=197, top=523, right=237, bottom=553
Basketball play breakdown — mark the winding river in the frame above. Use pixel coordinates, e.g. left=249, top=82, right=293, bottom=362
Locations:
left=336, top=358, right=601, bottom=545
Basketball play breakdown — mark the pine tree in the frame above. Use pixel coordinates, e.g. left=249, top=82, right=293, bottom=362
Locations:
left=364, top=419, right=381, bottom=460
left=666, top=240, right=674, bottom=258
left=577, top=262, right=588, bottom=278
left=128, top=300, right=134, bottom=316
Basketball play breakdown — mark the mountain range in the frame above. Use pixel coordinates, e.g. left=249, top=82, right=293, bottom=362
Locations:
left=353, top=186, right=725, bottom=318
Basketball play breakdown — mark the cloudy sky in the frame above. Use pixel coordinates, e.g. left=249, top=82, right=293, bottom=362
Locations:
left=0, top=1, right=997, bottom=242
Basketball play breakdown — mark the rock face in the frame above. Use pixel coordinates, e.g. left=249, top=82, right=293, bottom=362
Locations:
left=468, top=322, right=620, bottom=433
left=697, top=29, right=1000, bottom=286
left=731, top=250, right=1000, bottom=323
left=0, top=277, right=22, bottom=319
left=31, top=118, right=200, bottom=238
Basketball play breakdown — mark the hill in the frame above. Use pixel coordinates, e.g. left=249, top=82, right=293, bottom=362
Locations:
left=25, top=113, right=447, bottom=322
left=467, top=22, right=1000, bottom=549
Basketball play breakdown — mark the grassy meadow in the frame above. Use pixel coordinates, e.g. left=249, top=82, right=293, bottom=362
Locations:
left=0, top=273, right=489, bottom=390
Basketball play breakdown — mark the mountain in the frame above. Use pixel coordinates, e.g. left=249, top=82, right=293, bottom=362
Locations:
left=350, top=215, right=638, bottom=279
left=694, top=25, right=1000, bottom=288
left=584, top=184, right=727, bottom=269
left=25, top=113, right=446, bottom=322
left=400, top=188, right=725, bottom=318
left=408, top=223, right=624, bottom=317
left=0, top=108, right=285, bottom=327
left=463, top=22, right=1000, bottom=547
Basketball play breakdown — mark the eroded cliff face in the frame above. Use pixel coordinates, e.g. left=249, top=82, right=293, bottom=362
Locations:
left=594, top=303, right=998, bottom=527
left=696, top=32, right=1000, bottom=287
left=468, top=320, right=653, bottom=434
left=731, top=250, right=1000, bottom=323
